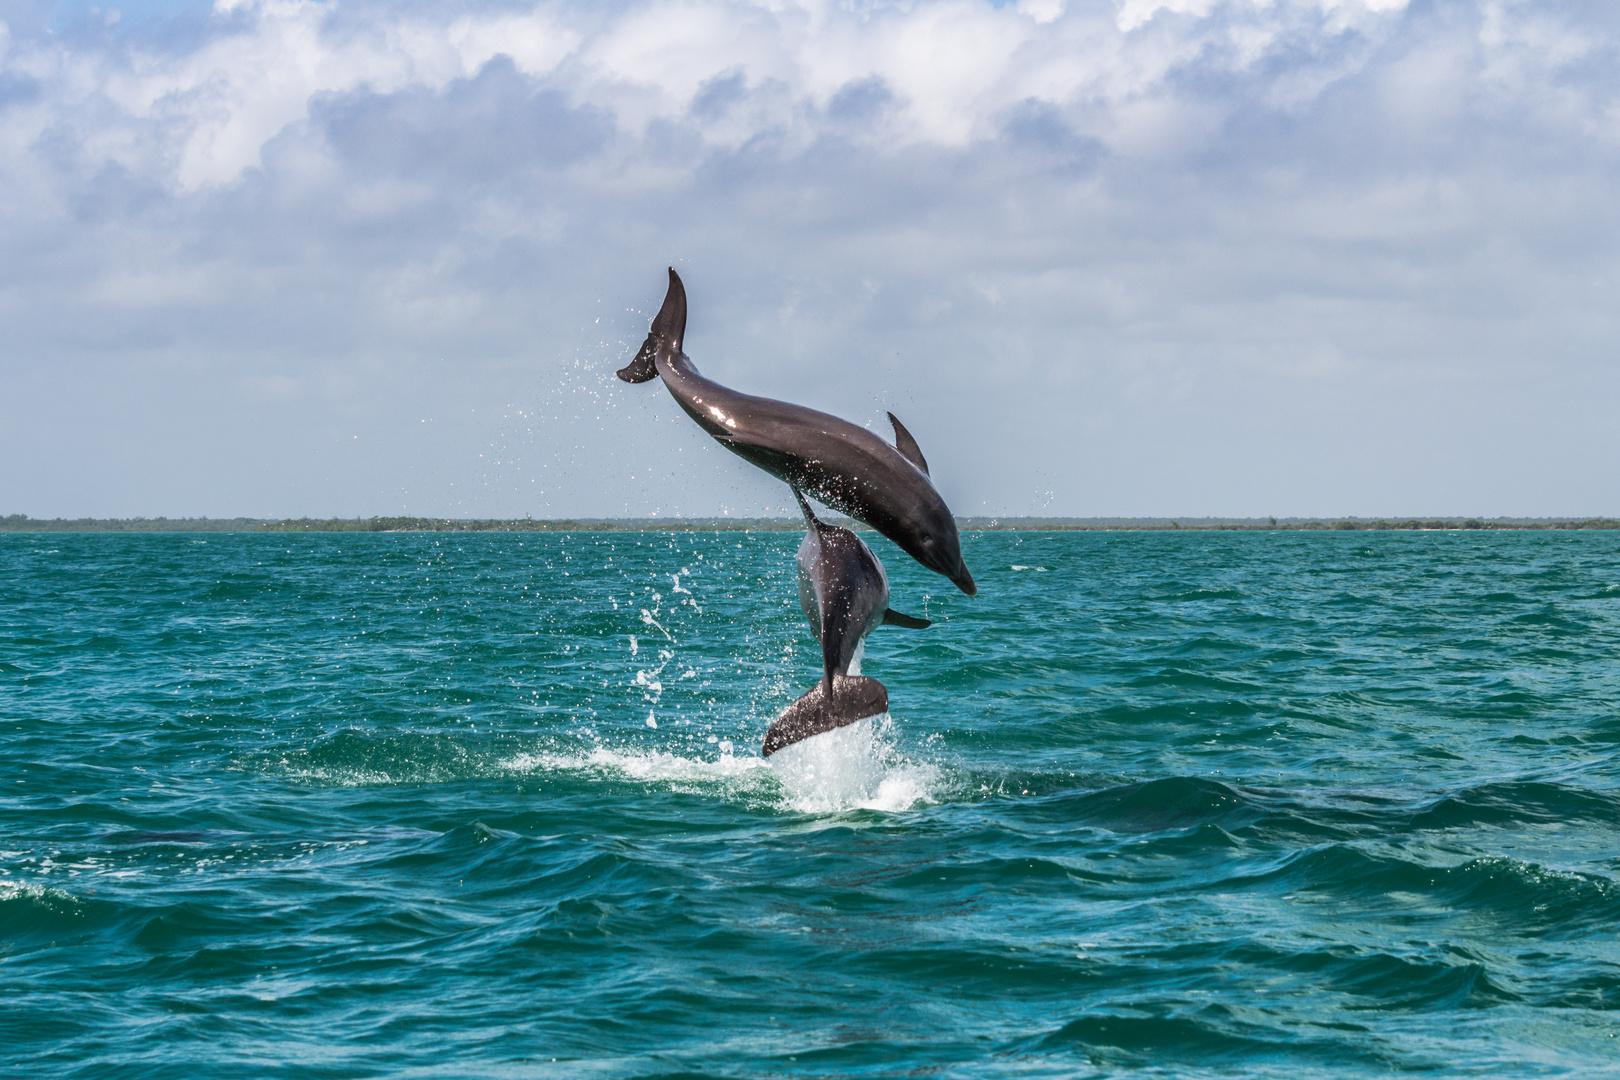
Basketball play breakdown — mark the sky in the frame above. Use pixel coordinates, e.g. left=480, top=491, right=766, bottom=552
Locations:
left=1, top=0, right=1616, bottom=520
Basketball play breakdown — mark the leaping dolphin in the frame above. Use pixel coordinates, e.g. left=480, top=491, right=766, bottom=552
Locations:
left=761, top=490, right=931, bottom=757
left=617, top=268, right=977, bottom=596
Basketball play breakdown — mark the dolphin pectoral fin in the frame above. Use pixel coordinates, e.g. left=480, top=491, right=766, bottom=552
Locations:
left=881, top=608, right=931, bottom=630
left=886, top=412, right=930, bottom=476
left=761, top=675, right=888, bottom=757
left=792, top=487, right=822, bottom=530
left=617, top=268, right=688, bottom=383
left=711, top=429, right=768, bottom=449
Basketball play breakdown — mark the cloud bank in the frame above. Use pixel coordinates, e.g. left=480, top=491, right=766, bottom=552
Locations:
left=2, top=0, right=1617, bottom=518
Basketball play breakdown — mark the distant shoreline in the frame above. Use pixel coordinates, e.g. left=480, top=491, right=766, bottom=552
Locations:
left=4, top=514, right=1618, bottom=533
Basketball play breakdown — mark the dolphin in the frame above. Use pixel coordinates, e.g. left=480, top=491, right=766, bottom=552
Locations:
left=761, top=490, right=931, bottom=757
left=617, top=268, right=977, bottom=596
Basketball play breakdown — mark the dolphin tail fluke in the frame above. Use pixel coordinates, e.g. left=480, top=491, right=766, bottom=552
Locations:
left=616, top=268, right=688, bottom=383
left=761, top=674, right=888, bottom=757
left=616, top=341, right=660, bottom=383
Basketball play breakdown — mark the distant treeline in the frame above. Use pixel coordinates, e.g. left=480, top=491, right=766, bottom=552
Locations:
left=263, top=516, right=804, bottom=532
left=5, top=513, right=1619, bottom=533
left=1, top=515, right=277, bottom=532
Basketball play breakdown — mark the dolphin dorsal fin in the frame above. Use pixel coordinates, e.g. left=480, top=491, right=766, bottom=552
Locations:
left=882, top=608, right=931, bottom=630
left=792, top=488, right=822, bottom=530
left=887, top=412, right=929, bottom=476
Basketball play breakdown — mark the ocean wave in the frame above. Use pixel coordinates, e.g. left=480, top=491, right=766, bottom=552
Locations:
left=1021, top=1009, right=1383, bottom=1069
left=1234, top=845, right=1620, bottom=938
left=0, top=881, right=98, bottom=937
left=1014, top=776, right=1265, bottom=834
left=1407, top=779, right=1620, bottom=830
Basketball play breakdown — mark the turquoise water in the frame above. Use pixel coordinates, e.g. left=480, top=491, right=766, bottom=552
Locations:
left=3, top=530, right=1619, bottom=1077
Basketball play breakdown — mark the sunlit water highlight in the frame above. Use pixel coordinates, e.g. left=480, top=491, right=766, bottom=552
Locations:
left=3, top=530, right=1619, bottom=1077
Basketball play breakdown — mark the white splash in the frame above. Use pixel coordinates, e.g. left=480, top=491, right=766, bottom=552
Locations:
left=766, top=715, right=940, bottom=815
left=502, top=744, right=769, bottom=785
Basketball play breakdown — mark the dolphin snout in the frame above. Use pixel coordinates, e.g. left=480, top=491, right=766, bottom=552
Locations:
left=953, top=563, right=977, bottom=596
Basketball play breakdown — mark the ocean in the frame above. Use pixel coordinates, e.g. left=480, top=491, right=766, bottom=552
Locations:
left=3, top=529, right=1618, bottom=1077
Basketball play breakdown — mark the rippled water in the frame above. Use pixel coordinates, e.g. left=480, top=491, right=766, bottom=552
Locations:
left=3, top=530, right=1618, bottom=1077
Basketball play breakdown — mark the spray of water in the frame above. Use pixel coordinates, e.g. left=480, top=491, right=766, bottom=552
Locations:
left=766, top=714, right=939, bottom=813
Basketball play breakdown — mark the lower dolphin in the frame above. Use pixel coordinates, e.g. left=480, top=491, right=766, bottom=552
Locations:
left=762, top=490, right=931, bottom=757
left=617, top=268, right=976, bottom=596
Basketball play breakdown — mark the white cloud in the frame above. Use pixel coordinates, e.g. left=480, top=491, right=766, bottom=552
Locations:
left=5, top=0, right=581, bottom=189
left=2, top=0, right=1448, bottom=191
left=1019, top=0, right=1066, bottom=25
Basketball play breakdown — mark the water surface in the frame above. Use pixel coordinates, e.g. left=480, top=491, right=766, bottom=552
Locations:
left=3, top=530, right=1618, bottom=1077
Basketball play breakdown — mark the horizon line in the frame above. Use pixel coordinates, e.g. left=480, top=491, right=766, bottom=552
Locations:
left=4, top=513, right=1619, bottom=534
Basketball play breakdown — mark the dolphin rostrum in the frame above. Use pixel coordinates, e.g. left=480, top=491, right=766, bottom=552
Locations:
left=617, top=268, right=976, bottom=596
left=761, top=490, right=931, bottom=757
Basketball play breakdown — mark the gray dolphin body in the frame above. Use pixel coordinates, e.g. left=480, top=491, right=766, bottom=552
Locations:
left=617, top=268, right=976, bottom=596
left=761, top=491, right=931, bottom=757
